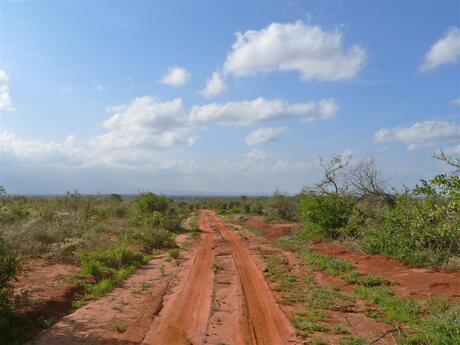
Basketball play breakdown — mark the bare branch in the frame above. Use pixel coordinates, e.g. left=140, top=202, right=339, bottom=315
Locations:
left=346, top=157, right=395, bottom=206
left=433, top=150, right=460, bottom=174
left=311, top=154, right=350, bottom=195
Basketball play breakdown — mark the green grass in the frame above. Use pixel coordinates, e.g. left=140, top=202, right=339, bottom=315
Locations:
left=277, top=230, right=460, bottom=344
left=338, top=337, right=367, bottom=345
left=247, top=226, right=264, bottom=237
left=74, top=245, right=153, bottom=302
left=169, top=248, right=180, bottom=259
left=263, top=253, right=355, bottom=339
left=355, top=286, right=460, bottom=344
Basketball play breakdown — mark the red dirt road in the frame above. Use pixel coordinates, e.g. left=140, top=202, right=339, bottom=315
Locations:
left=29, top=212, right=296, bottom=345
left=142, top=213, right=216, bottom=345
left=143, top=210, right=296, bottom=345
left=213, top=215, right=296, bottom=344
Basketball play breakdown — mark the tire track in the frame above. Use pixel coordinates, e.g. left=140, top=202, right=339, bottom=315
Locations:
left=210, top=212, right=296, bottom=345
left=141, top=213, right=216, bottom=345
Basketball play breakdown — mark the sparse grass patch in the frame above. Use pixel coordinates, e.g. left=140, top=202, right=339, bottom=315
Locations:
left=338, top=336, right=367, bottom=345
left=247, top=226, right=264, bottom=237
left=355, top=286, right=460, bottom=344
left=169, top=248, right=180, bottom=259
left=262, top=252, right=357, bottom=340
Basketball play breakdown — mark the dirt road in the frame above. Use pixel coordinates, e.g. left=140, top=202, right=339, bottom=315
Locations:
left=30, top=211, right=296, bottom=345
left=142, top=210, right=295, bottom=345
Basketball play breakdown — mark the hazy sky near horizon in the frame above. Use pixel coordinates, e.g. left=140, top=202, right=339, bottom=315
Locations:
left=1, top=1, right=459, bottom=194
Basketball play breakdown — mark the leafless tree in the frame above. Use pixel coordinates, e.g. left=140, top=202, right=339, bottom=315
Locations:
left=310, top=154, right=350, bottom=194
left=82, top=196, right=96, bottom=224
left=433, top=150, right=460, bottom=174
left=346, top=157, right=395, bottom=206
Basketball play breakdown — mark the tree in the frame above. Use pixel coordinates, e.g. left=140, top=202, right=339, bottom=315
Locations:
left=346, top=157, right=395, bottom=206
left=433, top=150, right=460, bottom=174
left=308, top=154, right=350, bottom=195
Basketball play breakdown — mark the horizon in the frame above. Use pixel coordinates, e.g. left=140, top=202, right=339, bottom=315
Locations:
left=1, top=1, right=459, bottom=194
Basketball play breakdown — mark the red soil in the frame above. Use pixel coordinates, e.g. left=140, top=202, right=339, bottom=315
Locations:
left=243, top=216, right=460, bottom=299
left=238, top=224, right=397, bottom=345
left=11, top=259, right=80, bottom=328
left=29, top=235, right=190, bottom=345
left=244, top=216, right=302, bottom=240
left=314, top=242, right=460, bottom=299
left=212, top=213, right=297, bottom=344
left=142, top=213, right=216, bottom=345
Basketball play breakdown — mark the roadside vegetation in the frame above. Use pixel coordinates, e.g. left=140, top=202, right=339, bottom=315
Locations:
left=298, top=153, right=460, bottom=270
left=216, top=152, right=460, bottom=271
left=0, top=190, right=195, bottom=344
left=274, top=232, right=460, bottom=344
left=219, top=151, right=460, bottom=344
left=204, top=191, right=299, bottom=222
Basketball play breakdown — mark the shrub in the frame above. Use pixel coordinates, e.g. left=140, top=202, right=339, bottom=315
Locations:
left=80, top=245, right=146, bottom=279
left=0, top=234, right=19, bottom=327
left=131, top=193, right=183, bottom=231
left=131, top=230, right=176, bottom=251
left=169, top=248, right=180, bottom=259
left=299, top=193, right=355, bottom=238
left=264, top=191, right=298, bottom=221
left=360, top=188, right=460, bottom=268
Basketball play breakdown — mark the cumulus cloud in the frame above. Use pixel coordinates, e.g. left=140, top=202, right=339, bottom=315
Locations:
left=2, top=94, right=339, bottom=174
left=160, top=66, right=191, bottom=87
left=95, top=96, right=190, bottom=150
left=245, top=127, right=287, bottom=145
left=374, top=121, right=460, bottom=150
left=0, top=132, right=82, bottom=165
left=200, top=72, right=227, bottom=98
left=420, top=27, right=460, bottom=71
left=223, top=20, right=366, bottom=81
left=189, top=97, right=338, bottom=125
left=451, top=98, right=460, bottom=105
left=0, top=69, right=14, bottom=111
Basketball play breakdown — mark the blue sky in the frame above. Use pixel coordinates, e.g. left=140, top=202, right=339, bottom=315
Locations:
left=1, top=1, right=459, bottom=194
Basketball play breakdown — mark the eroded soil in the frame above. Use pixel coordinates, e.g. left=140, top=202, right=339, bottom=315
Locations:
left=244, top=215, right=302, bottom=240
left=314, top=242, right=460, bottom=299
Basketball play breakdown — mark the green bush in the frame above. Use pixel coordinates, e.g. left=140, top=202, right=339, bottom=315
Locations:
left=0, top=234, right=19, bottom=327
left=131, top=230, right=176, bottom=250
left=360, top=183, right=460, bottom=268
left=169, top=248, right=180, bottom=259
left=131, top=193, right=183, bottom=231
left=80, top=245, right=146, bottom=279
left=264, top=192, right=298, bottom=221
left=299, top=193, right=355, bottom=238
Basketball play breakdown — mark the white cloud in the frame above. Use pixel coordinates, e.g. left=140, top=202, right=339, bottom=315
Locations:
left=223, top=20, right=366, bottom=81
left=1, top=93, right=339, bottom=177
left=200, top=72, right=227, bottom=98
left=0, top=132, right=82, bottom=166
left=245, top=127, right=287, bottom=145
left=95, top=96, right=191, bottom=150
left=0, top=69, right=14, bottom=111
left=420, top=27, right=460, bottom=71
left=160, top=66, right=191, bottom=87
left=374, top=121, right=460, bottom=150
left=189, top=97, right=338, bottom=125
left=451, top=98, right=460, bottom=105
